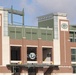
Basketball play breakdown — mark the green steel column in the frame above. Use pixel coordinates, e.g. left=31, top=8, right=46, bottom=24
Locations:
left=11, top=6, right=13, bottom=25
left=22, top=8, right=24, bottom=26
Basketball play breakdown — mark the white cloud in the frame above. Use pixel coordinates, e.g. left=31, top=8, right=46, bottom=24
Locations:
left=20, top=0, right=76, bottom=25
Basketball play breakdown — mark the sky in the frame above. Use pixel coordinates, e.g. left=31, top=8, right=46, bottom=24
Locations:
left=0, top=0, right=76, bottom=26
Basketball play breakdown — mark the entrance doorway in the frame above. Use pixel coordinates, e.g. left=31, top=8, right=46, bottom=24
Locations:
left=28, top=67, right=37, bottom=75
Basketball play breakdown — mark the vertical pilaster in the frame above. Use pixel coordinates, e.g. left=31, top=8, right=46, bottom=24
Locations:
left=59, top=20, right=71, bottom=65
left=53, top=15, right=60, bottom=65
left=37, top=38, right=42, bottom=63
left=1, top=7, right=10, bottom=66
left=22, top=37, right=27, bottom=64
left=53, top=13, right=68, bottom=65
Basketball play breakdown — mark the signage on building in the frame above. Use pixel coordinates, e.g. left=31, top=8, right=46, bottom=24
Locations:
left=61, top=21, right=68, bottom=31
left=29, top=52, right=36, bottom=60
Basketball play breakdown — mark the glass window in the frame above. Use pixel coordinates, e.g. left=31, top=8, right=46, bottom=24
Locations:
left=71, top=55, right=76, bottom=61
left=69, top=32, right=74, bottom=37
left=70, top=38, right=74, bottom=42
left=69, top=31, right=76, bottom=42
left=72, top=49, right=76, bottom=73
left=75, top=39, right=76, bottom=42
left=71, top=49, right=76, bottom=54
left=71, top=49, right=76, bottom=62
left=42, top=48, right=52, bottom=61
left=11, top=46, right=21, bottom=60
left=72, top=66, right=76, bottom=73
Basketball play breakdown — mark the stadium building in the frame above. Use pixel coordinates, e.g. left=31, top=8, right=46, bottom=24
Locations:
left=0, top=6, right=76, bottom=75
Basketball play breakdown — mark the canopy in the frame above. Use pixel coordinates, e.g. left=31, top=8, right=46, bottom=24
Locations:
left=7, top=63, right=58, bottom=68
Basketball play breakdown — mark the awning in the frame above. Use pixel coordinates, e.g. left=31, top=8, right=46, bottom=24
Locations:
left=7, top=63, right=58, bottom=68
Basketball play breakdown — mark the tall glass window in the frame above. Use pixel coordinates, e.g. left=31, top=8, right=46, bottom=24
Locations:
left=71, top=49, right=76, bottom=73
left=71, top=49, right=76, bottom=62
left=69, top=31, right=76, bottom=42
left=72, top=65, right=76, bottom=73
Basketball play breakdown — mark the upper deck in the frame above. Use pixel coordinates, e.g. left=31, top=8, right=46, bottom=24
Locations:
left=8, top=24, right=53, bottom=41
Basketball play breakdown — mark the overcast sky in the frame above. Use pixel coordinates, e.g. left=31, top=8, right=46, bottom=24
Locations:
left=0, top=0, right=76, bottom=26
